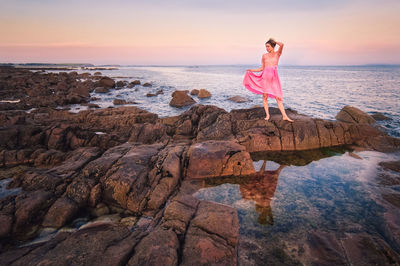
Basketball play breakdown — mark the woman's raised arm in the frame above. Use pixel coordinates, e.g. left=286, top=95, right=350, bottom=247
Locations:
left=276, top=41, right=284, bottom=55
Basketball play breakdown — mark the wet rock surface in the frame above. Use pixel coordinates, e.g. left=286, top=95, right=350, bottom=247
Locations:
left=0, top=67, right=399, bottom=265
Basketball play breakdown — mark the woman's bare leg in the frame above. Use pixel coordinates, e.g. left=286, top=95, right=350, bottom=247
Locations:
left=262, top=94, right=270, bottom=120
left=276, top=98, right=293, bottom=122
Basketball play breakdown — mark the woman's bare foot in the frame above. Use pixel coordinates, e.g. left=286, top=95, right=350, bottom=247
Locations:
left=283, top=116, right=294, bottom=122
left=264, top=115, right=270, bottom=121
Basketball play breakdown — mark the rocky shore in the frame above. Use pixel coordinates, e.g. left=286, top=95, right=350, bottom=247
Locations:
left=0, top=67, right=399, bottom=265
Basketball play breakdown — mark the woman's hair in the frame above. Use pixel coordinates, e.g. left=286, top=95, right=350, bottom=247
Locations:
left=265, top=38, right=276, bottom=48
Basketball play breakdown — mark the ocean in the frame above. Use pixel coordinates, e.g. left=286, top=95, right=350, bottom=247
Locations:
left=70, top=64, right=400, bottom=137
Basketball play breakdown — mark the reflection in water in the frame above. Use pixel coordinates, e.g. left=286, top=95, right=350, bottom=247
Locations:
left=192, top=149, right=400, bottom=265
left=240, top=161, right=285, bottom=225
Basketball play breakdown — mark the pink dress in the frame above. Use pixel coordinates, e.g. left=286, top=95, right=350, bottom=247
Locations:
left=243, top=53, right=283, bottom=100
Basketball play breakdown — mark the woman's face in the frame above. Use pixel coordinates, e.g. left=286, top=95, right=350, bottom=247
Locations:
left=265, top=43, right=274, bottom=53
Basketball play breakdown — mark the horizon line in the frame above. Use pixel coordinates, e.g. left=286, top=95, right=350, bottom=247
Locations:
left=2, top=62, right=400, bottom=67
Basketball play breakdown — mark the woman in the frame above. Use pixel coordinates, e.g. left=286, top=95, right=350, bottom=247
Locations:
left=243, top=38, right=293, bottom=122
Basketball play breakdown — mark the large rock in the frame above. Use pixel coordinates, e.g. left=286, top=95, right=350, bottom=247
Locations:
left=101, top=143, right=164, bottom=213
left=181, top=201, right=239, bottom=266
left=42, top=197, right=79, bottom=228
left=185, top=140, right=255, bottom=179
left=336, top=105, right=376, bottom=124
left=1, top=223, right=144, bottom=266
left=197, top=88, right=211, bottom=98
left=98, top=77, right=115, bottom=88
left=127, top=229, right=179, bottom=265
left=13, top=190, right=55, bottom=239
left=169, top=90, right=196, bottom=108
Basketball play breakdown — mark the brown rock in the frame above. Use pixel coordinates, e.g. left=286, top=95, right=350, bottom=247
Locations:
left=341, top=233, right=400, bottom=265
left=116, top=80, right=127, bottom=88
left=94, top=87, right=110, bottom=93
left=371, top=112, right=391, bottom=121
left=98, top=77, right=115, bottom=88
left=190, top=89, right=199, bottom=95
left=379, top=160, right=400, bottom=173
left=197, top=88, right=211, bottom=98
left=336, top=105, right=375, bottom=124
left=181, top=201, right=239, bottom=266
left=169, top=90, right=196, bottom=108
left=228, top=95, right=250, bottom=103
left=130, top=80, right=141, bottom=85
left=102, top=143, right=164, bottom=213
left=113, top=99, right=128, bottom=105
left=128, top=229, right=179, bottom=265
left=186, top=140, right=255, bottom=179
left=196, top=113, right=234, bottom=141
left=42, top=197, right=79, bottom=228
left=147, top=144, right=186, bottom=210
left=6, top=223, right=143, bottom=266
left=142, top=82, right=152, bottom=87
left=13, top=190, right=55, bottom=238
left=0, top=214, right=13, bottom=238
left=161, top=195, right=199, bottom=235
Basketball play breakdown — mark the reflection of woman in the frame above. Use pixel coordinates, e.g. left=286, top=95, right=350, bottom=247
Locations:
left=243, top=38, right=293, bottom=122
left=239, top=161, right=285, bottom=225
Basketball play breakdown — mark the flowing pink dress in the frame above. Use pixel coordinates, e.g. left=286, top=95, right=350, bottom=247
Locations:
left=243, top=55, right=283, bottom=100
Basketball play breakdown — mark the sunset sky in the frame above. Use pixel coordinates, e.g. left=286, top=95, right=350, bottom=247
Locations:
left=1, top=0, right=399, bottom=65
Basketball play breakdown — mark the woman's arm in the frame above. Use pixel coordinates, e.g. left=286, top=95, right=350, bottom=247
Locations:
left=276, top=41, right=284, bottom=55
left=247, top=55, right=265, bottom=72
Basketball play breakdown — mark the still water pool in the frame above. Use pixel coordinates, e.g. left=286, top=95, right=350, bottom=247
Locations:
left=191, top=148, right=400, bottom=265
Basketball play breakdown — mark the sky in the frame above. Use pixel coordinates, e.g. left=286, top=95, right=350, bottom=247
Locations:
left=0, top=0, right=399, bottom=65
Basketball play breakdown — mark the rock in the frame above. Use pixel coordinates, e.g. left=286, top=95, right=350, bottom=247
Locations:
left=181, top=201, right=239, bottom=266
left=176, top=119, right=193, bottom=136
left=161, top=195, right=199, bottom=235
left=336, top=105, right=376, bottom=124
left=3, top=223, right=143, bottom=266
left=113, top=99, right=128, bottom=105
left=146, top=93, right=157, bottom=97
left=340, top=233, right=400, bottom=265
left=196, top=113, right=234, bottom=141
left=147, top=144, right=186, bottom=210
left=102, top=143, right=164, bottom=213
left=98, top=77, right=115, bottom=88
left=94, top=87, right=110, bottom=93
left=42, top=197, right=79, bottom=228
left=94, top=72, right=102, bottom=76
left=0, top=214, right=13, bottom=238
left=169, top=90, right=196, bottom=108
left=190, top=89, right=199, bottom=95
left=185, top=140, right=255, bottom=179
left=116, top=80, right=127, bottom=88
left=127, top=229, right=179, bottom=265
left=13, top=190, right=55, bottom=239
left=83, top=143, right=131, bottom=181
left=142, top=82, right=152, bottom=87
left=228, top=95, right=250, bottom=103
left=371, top=112, right=391, bottom=121
left=197, top=88, right=211, bottom=98
left=379, top=160, right=400, bottom=173
left=130, top=80, right=141, bottom=86
left=80, top=72, right=91, bottom=78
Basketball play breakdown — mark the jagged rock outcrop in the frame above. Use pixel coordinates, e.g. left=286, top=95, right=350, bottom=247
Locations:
left=1, top=67, right=399, bottom=264
left=170, top=90, right=196, bottom=108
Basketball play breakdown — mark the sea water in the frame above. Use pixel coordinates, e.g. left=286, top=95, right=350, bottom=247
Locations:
left=65, top=64, right=400, bottom=138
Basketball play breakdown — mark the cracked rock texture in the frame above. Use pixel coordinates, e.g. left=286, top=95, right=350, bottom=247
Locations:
left=0, top=67, right=399, bottom=265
